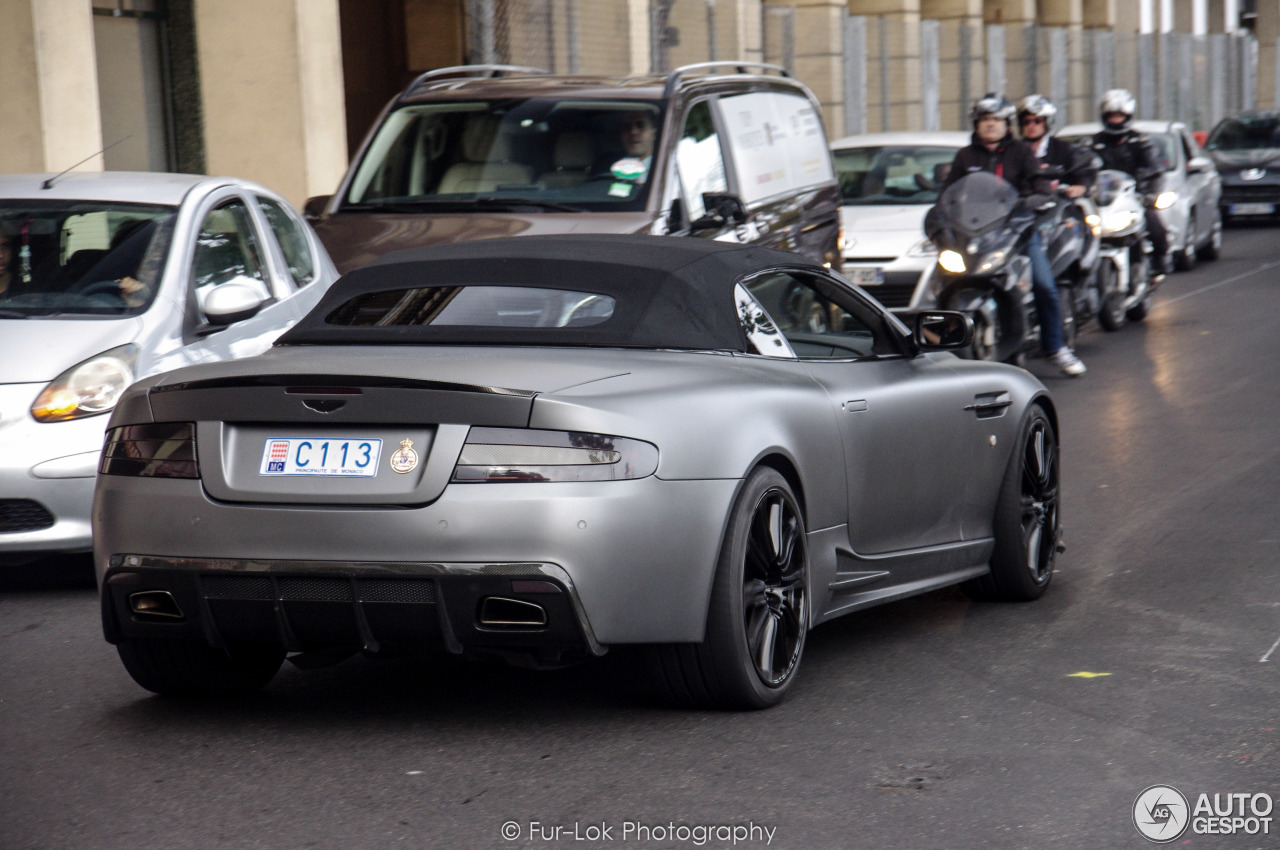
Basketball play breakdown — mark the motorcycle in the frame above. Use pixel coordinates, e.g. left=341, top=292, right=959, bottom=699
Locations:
left=923, top=171, right=1040, bottom=363
left=1090, top=168, right=1159, bottom=330
left=1036, top=188, right=1099, bottom=350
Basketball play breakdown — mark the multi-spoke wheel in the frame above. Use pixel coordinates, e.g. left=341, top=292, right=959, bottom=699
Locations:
left=963, top=406, right=1059, bottom=602
left=117, top=637, right=285, bottom=696
left=650, top=467, right=809, bottom=709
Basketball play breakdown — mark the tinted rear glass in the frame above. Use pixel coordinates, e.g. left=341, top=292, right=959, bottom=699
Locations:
left=1207, top=116, right=1280, bottom=151
left=326, top=286, right=616, bottom=329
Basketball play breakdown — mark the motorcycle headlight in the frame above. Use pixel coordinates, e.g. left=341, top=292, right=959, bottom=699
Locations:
left=31, top=344, right=139, bottom=423
left=1154, top=191, right=1177, bottom=210
left=938, top=250, right=966, bottom=273
left=906, top=238, right=936, bottom=258
left=1085, top=213, right=1102, bottom=236
left=1101, top=209, right=1142, bottom=235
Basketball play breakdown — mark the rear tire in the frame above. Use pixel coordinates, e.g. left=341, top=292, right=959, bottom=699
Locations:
left=1126, top=289, right=1153, bottom=322
left=963, top=406, right=1059, bottom=602
left=1200, top=211, right=1222, bottom=260
left=1058, top=285, right=1078, bottom=351
left=117, top=638, right=285, bottom=696
left=650, top=468, right=809, bottom=710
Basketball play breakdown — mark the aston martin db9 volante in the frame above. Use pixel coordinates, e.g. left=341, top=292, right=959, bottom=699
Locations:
left=94, top=235, right=1061, bottom=709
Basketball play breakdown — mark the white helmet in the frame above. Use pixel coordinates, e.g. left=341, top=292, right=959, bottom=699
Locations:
left=1017, top=94, right=1057, bottom=133
left=970, top=92, right=1016, bottom=128
left=1099, top=89, right=1136, bottom=133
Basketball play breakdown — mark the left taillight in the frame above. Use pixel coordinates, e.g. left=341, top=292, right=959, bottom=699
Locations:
left=99, top=423, right=199, bottom=479
left=451, top=427, right=658, bottom=482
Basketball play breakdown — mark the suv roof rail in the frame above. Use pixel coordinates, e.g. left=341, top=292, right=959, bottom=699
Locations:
left=399, top=64, right=551, bottom=100
left=663, top=62, right=790, bottom=97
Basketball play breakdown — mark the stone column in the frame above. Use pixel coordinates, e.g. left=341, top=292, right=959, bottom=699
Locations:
left=0, top=0, right=103, bottom=175
left=1039, top=0, right=1088, bottom=123
left=1257, top=0, right=1279, bottom=108
left=843, top=0, right=924, bottom=133
left=194, top=0, right=347, bottom=206
left=984, top=0, right=1035, bottom=103
left=922, top=0, right=984, bottom=130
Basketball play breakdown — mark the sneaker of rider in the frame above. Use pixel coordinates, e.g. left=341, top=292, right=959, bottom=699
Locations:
left=1050, top=347, right=1086, bottom=377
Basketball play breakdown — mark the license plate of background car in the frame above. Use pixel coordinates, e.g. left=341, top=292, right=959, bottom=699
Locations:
left=259, top=437, right=383, bottom=477
left=1229, top=202, right=1275, bottom=215
left=847, top=267, right=885, bottom=286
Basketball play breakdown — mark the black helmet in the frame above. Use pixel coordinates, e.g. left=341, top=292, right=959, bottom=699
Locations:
left=970, top=92, right=1016, bottom=128
left=1017, top=94, right=1057, bottom=134
left=1099, top=88, right=1136, bottom=134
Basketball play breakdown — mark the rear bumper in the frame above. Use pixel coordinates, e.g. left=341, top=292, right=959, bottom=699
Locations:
left=94, top=474, right=742, bottom=647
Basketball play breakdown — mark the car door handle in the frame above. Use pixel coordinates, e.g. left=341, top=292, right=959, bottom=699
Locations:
left=965, top=392, right=1012, bottom=418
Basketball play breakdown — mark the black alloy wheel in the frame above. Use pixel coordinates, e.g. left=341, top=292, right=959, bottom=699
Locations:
left=963, top=406, right=1059, bottom=602
left=649, top=467, right=809, bottom=709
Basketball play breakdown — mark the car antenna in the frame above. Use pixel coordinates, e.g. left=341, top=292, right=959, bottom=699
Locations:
left=41, top=136, right=132, bottom=190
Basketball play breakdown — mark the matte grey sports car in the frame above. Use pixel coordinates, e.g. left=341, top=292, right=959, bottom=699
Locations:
left=94, top=235, right=1062, bottom=709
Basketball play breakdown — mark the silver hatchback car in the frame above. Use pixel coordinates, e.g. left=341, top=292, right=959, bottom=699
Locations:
left=0, top=172, right=338, bottom=564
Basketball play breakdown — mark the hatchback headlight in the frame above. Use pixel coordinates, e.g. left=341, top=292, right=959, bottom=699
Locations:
left=99, top=422, right=199, bottom=479
left=1154, top=190, right=1177, bottom=210
left=452, top=428, right=658, bottom=482
left=906, top=238, right=936, bottom=258
left=31, top=344, right=138, bottom=423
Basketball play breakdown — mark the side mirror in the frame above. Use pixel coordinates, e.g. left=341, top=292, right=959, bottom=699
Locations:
left=691, top=192, right=749, bottom=229
left=914, top=311, right=973, bottom=350
left=303, top=195, right=331, bottom=220
left=1186, top=156, right=1213, bottom=174
left=202, top=277, right=269, bottom=327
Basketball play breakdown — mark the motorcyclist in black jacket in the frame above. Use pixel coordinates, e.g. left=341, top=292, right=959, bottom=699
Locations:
left=944, top=93, right=1085, bottom=376
left=1017, top=94, right=1096, bottom=198
left=1089, top=88, right=1171, bottom=275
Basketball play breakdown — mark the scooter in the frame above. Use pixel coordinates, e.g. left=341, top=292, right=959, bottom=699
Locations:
left=1090, top=168, right=1159, bottom=330
left=924, top=171, right=1040, bottom=363
left=1036, top=189, right=1099, bottom=350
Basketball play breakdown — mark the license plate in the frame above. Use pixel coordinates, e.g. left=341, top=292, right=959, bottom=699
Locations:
left=846, top=267, right=885, bottom=286
left=1229, top=202, right=1274, bottom=216
left=259, top=437, right=383, bottom=477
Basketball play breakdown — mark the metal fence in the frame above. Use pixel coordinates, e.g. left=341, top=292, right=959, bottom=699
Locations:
left=460, top=0, right=1257, bottom=136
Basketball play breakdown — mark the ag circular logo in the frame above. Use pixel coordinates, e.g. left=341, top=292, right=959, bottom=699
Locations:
left=1134, top=785, right=1190, bottom=842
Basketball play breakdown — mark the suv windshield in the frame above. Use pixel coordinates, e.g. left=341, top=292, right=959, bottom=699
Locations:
left=344, top=98, right=665, bottom=213
left=833, top=145, right=959, bottom=205
left=1207, top=116, right=1280, bottom=151
left=0, top=200, right=176, bottom=317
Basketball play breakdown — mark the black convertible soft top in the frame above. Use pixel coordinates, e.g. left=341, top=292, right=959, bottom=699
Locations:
left=278, top=234, right=823, bottom=350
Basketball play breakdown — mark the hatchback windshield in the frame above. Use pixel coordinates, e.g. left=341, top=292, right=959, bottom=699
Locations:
left=344, top=99, right=665, bottom=213
left=0, top=201, right=176, bottom=317
left=833, top=145, right=959, bottom=205
left=1207, top=116, right=1280, bottom=151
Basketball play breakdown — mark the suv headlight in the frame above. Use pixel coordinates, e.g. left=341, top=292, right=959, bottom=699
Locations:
left=31, top=344, right=139, bottom=423
left=452, top=428, right=658, bottom=482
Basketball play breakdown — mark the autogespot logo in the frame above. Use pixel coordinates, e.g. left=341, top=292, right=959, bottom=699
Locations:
left=1134, top=785, right=1190, bottom=842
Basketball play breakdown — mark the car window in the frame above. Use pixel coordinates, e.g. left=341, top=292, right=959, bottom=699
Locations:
left=192, top=199, right=269, bottom=305
left=342, top=98, right=664, bottom=212
left=833, top=145, right=958, bottom=205
left=257, top=196, right=315, bottom=288
left=325, top=286, right=616, bottom=329
left=740, top=271, right=900, bottom=360
left=675, top=101, right=729, bottom=223
left=0, top=201, right=175, bottom=316
left=1149, top=133, right=1176, bottom=171
left=1207, top=116, right=1280, bottom=151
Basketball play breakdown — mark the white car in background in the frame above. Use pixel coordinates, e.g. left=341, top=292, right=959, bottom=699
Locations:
left=0, top=172, right=339, bottom=565
left=830, top=131, right=969, bottom=316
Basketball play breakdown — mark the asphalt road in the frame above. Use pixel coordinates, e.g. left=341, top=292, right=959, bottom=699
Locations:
left=2, top=225, right=1278, bottom=850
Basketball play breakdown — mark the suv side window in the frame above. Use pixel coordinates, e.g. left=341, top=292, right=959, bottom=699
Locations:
left=675, top=101, right=728, bottom=222
left=741, top=271, right=901, bottom=360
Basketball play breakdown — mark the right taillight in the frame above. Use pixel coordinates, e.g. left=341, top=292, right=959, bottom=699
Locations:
left=451, top=427, right=658, bottom=482
left=99, top=423, right=199, bottom=479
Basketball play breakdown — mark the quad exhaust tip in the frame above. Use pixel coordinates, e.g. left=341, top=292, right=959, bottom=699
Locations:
left=129, top=590, right=185, bottom=620
left=478, top=596, right=548, bottom=628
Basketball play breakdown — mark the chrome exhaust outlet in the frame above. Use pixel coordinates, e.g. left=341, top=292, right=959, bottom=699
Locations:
left=478, top=596, right=548, bottom=628
left=129, top=590, right=185, bottom=620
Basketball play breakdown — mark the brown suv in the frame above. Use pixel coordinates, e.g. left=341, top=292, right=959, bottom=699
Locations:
left=308, top=63, right=842, bottom=272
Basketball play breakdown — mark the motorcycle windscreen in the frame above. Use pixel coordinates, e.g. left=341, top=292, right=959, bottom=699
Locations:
left=934, top=171, right=1021, bottom=237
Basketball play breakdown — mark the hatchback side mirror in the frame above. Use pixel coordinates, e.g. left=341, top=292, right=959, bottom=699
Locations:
left=1186, top=156, right=1213, bottom=175
left=914, top=311, right=973, bottom=350
left=202, top=277, right=269, bottom=327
